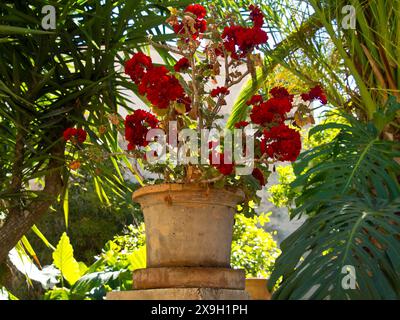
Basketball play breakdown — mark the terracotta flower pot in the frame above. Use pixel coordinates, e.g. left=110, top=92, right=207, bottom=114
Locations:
left=245, top=278, right=272, bottom=300
left=132, top=183, right=244, bottom=268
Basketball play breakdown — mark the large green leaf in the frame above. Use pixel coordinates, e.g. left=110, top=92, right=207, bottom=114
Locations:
left=52, top=232, right=81, bottom=285
left=269, top=198, right=400, bottom=299
left=291, top=112, right=400, bottom=217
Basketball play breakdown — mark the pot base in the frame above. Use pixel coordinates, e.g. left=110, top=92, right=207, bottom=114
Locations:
left=107, top=288, right=250, bottom=300
left=133, top=267, right=245, bottom=290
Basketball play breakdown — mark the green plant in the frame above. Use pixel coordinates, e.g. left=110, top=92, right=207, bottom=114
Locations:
left=43, top=231, right=146, bottom=300
left=231, top=213, right=280, bottom=278
left=0, top=0, right=192, bottom=264
left=268, top=98, right=400, bottom=299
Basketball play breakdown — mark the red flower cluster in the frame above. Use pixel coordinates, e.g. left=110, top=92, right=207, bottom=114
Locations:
left=249, top=5, right=264, bottom=28
left=185, top=4, right=207, bottom=19
left=138, top=66, right=185, bottom=109
left=210, top=151, right=234, bottom=176
left=222, top=5, right=267, bottom=59
left=63, top=128, right=87, bottom=144
left=174, top=4, right=207, bottom=40
left=261, top=124, right=301, bottom=162
left=125, top=53, right=187, bottom=110
left=246, top=94, right=263, bottom=106
left=124, top=109, right=159, bottom=151
left=234, top=121, right=249, bottom=129
left=174, top=57, right=190, bottom=72
left=301, top=85, right=327, bottom=105
left=249, top=87, right=294, bottom=126
left=211, top=86, right=230, bottom=97
left=124, top=52, right=152, bottom=84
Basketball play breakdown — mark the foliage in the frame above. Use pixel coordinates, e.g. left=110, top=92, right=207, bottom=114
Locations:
left=268, top=100, right=400, bottom=299
left=267, top=166, right=297, bottom=208
left=231, top=213, right=280, bottom=278
left=44, top=231, right=146, bottom=300
left=0, top=0, right=193, bottom=263
left=28, top=180, right=142, bottom=265
left=52, top=232, right=83, bottom=286
left=268, top=112, right=348, bottom=209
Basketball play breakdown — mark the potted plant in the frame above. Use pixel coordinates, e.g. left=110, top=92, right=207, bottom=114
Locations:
left=67, top=3, right=325, bottom=293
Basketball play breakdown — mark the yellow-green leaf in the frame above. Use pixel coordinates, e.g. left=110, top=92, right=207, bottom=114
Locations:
left=52, top=232, right=81, bottom=285
left=129, top=245, right=146, bottom=271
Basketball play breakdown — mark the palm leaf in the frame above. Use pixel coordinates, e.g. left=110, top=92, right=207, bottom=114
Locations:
left=269, top=197, right=400, bottom=299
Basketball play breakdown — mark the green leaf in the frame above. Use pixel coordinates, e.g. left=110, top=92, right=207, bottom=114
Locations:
left=129, top=245, right=147, bottom=270
left=52, top=232, right=81, bottom=286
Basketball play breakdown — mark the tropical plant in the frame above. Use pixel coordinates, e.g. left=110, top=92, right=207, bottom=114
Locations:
left=0, top=0, right=192, bottom=264
left=268, top=99, right=400, bottom=299
left=225, top=0, right=399, bottom=130
left=44, top=231, right=146, bottom=300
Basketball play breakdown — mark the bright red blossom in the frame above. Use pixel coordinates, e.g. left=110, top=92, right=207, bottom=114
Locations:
left=269, top=86, right=291, bottom=99
left=174, top=4, right=207, bottom=40
left=211, top=86, right=230, bottom=97
left=250, top=97, right=293, bottom=125
left=63, top=128, right=87, bottom=144
left=174, top=57, right=190, bottom=72
left=184, top=4, right=207, bottom=19
left=247, top=94, right=263, bottom=106
left=124, top=52, right=153, bottom=84
left=210, top=151, right=234, bottom=176
left=249, top=5, right=264, bottom=28
left=138, top=66, right=185, bottom=109
left=261, top=124, right=301, bottom=162
left=234, top=121, right=249, bottom=129
left=301, top=85, right=327, bottom=105
left=222, top=6, right=267, bottom=60
left=124, top=109, right=159, bottom=151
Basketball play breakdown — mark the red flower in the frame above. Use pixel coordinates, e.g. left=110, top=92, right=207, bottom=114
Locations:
left=269, top=86, right=291, bottom=99
left=174, top=4, right=207, bottom=40
left=261, top=124, right=301, bottom=162
left=234, top=121, right=249, bottom=129
left=124, top=52, right=153, bottom=84
left=250, top=97, right=293, bottom=125
left=174, top=57, right=190, bottom=72
left=138, top=66, right=185, bottom=109
left=63, top=128, right=87, bottom=144
left=301, top=85, right=327, bottom=105
left=210, top=151, right=234, bottom=176
left=222, top=25, right=268, bottom=59
left=222, top=6, right=268, bottom=60
left=247, top=94, right=263, bottom=106
left=211, top=86, right=230, bottom=97
left=185, top=4, right=207, bottom=19
left=252, top=168, right=265, bottom=186
left=124, top=109, right=159, bottom=150
left=249, top=5, right=264, bottom=28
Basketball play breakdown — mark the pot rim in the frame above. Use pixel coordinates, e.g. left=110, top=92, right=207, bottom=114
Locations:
left=132, top=183, right=245, bottom=202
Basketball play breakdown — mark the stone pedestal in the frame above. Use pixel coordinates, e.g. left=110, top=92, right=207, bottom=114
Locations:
left=245, top=278, right=271, bottom=300
left=107, top=288, right=249, bottom=300
left=106, top=267, right=249, bottom=300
